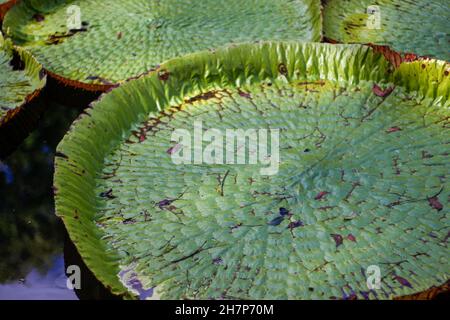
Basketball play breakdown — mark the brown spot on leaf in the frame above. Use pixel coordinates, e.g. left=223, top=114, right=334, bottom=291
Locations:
left=331, top=234, right=343, bottom=248
left=386, top=126, right=401, bottom=133
left=238, top=89, right=251, bottom=99
left=296, top=80, right=326, bottom=86
left=287, top=220, right=304, bottom=229
left=139, top=130, right=146, bottom=143
left=428, top=196, right=443, bottom=211
left=100, top=189, right=116, bottom=199
left=46, top=28, right=87, bottom=45
left=185, top=91, right=219, bottom=103
left=69, top=27, right=88, bottom=33
left=55, top=151, right=69, bottom=159
left=117, top=32, right=123, bottom=40
left=130, top=128, right=148, bottom=143
left=123, top=218, right=136, bottom=225
left=318, top=206, right=336, bottom=211
left=403, top=53, right=418, bottom=62
left=278, top=63, right=288, bottom=76
left=167, top=144, right=182, bottom=155
left=158, top=70, right=170, bottom=81
left=33, top=13, right=45, bottom=22
left=314, top=191, right=329, bottom=200
left=373, top=84, right=394, bottom=98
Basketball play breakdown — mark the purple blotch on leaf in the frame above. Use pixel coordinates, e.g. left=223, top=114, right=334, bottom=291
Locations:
left=100, top=189, right=116, bottom=199
left=331, top=234, right=343, bottom=247
left=279, top=207, right=290, bottom=216
left=394, top=275, right=412, bottom=288
left=268, top=216, right=284, bottom=226
left=428, top=196, right=443, bottom=211
left=287, top=220, right=304, bottom=229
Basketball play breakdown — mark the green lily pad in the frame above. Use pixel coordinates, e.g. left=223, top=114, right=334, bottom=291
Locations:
left=323, top=0, right=450, bottom=61
left=3, top=0, right=322, bottom=90
left=0, top=32, right=46, bottom=128
left=54, top=42, right=449, bottom=299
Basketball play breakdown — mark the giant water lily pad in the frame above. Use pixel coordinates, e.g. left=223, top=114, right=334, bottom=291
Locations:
left=54, top=42, right=449, bottom=299
left=3, top=0, right=322, bottom=90
left=0, top=32, right=46, bottom=128
left=323, top=0, right=450, bottom=61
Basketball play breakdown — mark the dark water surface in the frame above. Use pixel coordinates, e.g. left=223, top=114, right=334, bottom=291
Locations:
left=0, top=83, right=117, bottom=300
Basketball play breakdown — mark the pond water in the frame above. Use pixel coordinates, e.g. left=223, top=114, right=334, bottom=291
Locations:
left=0, top=84, right=118, bottom=300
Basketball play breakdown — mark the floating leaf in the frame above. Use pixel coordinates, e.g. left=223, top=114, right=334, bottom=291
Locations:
left=3, top=0, right=322, bottom=89
left=54, top=43, right=450, bottom=299
left=0, top=32, right=46, bottom=156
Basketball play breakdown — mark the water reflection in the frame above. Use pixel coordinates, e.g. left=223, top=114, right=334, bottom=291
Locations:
left=0, top=82, right=100, bottom=300
left=0, top=255, right=77, bottom=300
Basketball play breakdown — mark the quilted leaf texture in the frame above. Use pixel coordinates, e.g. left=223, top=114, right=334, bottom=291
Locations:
left=54, top=42, right=449, bottom=299
left=3, top=0, right=322, bottom=90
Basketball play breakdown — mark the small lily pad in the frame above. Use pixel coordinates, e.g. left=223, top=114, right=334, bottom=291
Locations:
left=0, top=32, right=47, bottom=156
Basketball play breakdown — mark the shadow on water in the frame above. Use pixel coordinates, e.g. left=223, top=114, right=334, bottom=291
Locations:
left=64, top=231, right=121, bottom=300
